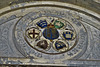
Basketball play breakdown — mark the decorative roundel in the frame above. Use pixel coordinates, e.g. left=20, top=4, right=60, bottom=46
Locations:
left=43, top=24, right=59, bottom=41
left=62, top=30, right=76, bottom=40
left=26, top=27, right=41, bottom=39
left=36, top=40, right=49, bottom=50
left=14, top=11, right=87, bottom=60
left=25, top=16, right=77, bottom=53
left=53, top=40, right=69, bottom=52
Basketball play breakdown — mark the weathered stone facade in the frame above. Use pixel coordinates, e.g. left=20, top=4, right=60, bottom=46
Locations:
left=0, top=0, right=100, bottom=67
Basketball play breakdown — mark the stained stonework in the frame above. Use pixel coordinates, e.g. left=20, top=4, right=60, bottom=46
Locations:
left=0, top=0, right=100, bottom=67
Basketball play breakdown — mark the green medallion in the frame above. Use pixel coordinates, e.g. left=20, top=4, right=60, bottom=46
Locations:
left=54, top=20, right=64, bottom=29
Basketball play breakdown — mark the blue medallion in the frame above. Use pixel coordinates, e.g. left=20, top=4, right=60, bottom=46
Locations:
left=63, top=31, right=73, bottom=40
left=55, top=41, right=66, bottom=50
left=43, top=28, right=59, bottom=40
left=37, top=20, right=47, bottom=28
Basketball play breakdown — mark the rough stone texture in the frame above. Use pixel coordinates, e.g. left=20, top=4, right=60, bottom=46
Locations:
left=0, top=0, right=100, bottom=14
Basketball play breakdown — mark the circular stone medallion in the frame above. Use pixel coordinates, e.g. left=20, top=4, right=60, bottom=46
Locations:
left=43, top=24, right=59, bottom=40
left=14, top=8, right=87, bottom=60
